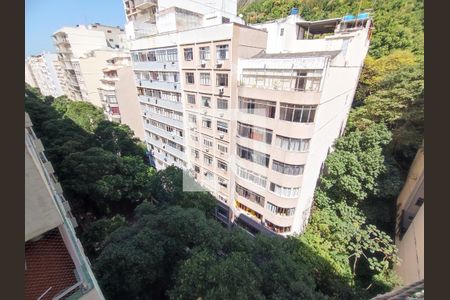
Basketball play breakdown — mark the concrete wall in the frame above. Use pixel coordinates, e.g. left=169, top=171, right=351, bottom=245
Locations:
left=116, top=65, right=146, bottom=140
left=25, top=130, right=63, bottom=242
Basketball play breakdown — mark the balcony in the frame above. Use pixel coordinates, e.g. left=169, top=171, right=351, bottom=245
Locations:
left=139, top=95, right=183, bottom=113
left=134, top=0, right=157, bottom=10
left=143, top=110, right=184, bottom=130
left=137, top=79, right=180, bottom=93
left=143, top=122, right=185, bottom=145
left=146, top=136, right=185, bottom=162
left=133, top=60, right=179, bottom=72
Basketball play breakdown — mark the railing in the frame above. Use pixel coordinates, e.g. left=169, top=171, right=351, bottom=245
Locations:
left=134, top=0, right=157, bottom=8
left=239, top=73, right=322, bottom=92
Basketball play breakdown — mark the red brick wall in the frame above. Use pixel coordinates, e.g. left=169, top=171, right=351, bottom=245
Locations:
left=25, top=227, right=78, bottom=300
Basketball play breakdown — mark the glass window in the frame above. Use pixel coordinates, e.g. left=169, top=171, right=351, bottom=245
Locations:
left=269, top=182, right=300, bottom=198
left=275, top=135, right=310, bottom=152
left=200, top=73, right=211, bottom=85
left=218, top=176, right=228, bottom=188
left=217, top=143, right=228, bottom=153
left=266, top=202, right=295, bottom=216
left=204, top=154, right=213, bottom=165
left=186, top=72, right=195, bottom=84
left=236, top=144, right=270, bottom=167
left=237, top=122, right=272, bottom=144
left=199, top=46, right=210, bottom=60
left=184, top=48, right=193, bottom=61
left=216, top=44, right=229, bottom=60
left=217, top=98, right=228, bottom=110
left=238, top=97, right=276, bottom=118
left=187, top=94, right=196, bottom=104
left=217, top=160, right=227, bottom=171
left=279, top=103, right=317, bottom=123
left=188, top=113, right=196, bottom=124
left=272, top=160, right=304, bottom=175
left=166, top=49, right=177, bottom=61
left=202, top=118, right=212, bottom=129
left=235, top=183, right=265, bottom=207
left=201, top=96, right=211, bottom=108
left=203, top=138, right=213, bottom=147
left=236, top=165, right=267, bottom=188
left=216, top=73, right=228, bottom=87
left=217, top=121, right=228, bottom=133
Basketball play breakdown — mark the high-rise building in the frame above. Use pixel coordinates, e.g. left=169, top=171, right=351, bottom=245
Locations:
left=25, top=113, right=104, bottom=300
left=52, top=24, right=127, bottom=102
left=98, top=53, right=146, bottom=140
left=25, top=52, right=64, bottom=97
left=25, top=60, right=37, bottom=87
left=125, top=3, right=373, bottom=235
left=394, top=146, right=424, bottom=286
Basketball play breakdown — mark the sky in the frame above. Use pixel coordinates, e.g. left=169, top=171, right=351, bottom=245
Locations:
left=25, top=0, right=126, bottom=57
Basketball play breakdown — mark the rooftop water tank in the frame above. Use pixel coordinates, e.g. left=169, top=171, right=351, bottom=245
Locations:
left=291, top=7, right=299, bottom=15
left=357, top=12, right=369, bottom=20
left=343, top=15, right=355, bottom=22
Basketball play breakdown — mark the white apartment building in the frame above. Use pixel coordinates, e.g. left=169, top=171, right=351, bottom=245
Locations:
left=229, top=12, right=373, bottom=235
left=98, top=53, right=146, bottom=140
left=25, top=113, right=104, bottom=299
left=126, top=3, right=372, bottom=235
left=127, top=0, right=243, bottom=169
left=52, top=24, right=127, bottom=103
left=25, top=52, right=64, bottom=97
left=123, top=0, right=240, bottom=39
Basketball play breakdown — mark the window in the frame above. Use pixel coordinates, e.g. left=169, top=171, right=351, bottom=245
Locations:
left=187, top=94, right=196, bottom=104
left=266, top=202, right=295, bottom=216
left=202, top=118, right=212, bottom=129
left=199, top=46, right=210, bottom=60
left=216, top=44, right=229, bottom=60
left=217, top=98, right=228, bottom=110
left=218, top=176, right=228, bottom=188
left=184, top=48, right=193, bottom=61
left=217, top=121, right=228, bottom=133
left=204, top=154, right=213, bottom=165
left=200, top=73, right=211, bottom=85
left=147, top=50, right=156, bottom=61
left=235, top=183, right=265, bottom=207
left=222, top=17, right=230, bottom=24
left=217, top=160, right=228, bottom=172
left=188, top=113, right=197, bottom=124
left=203, top=138, right=213, bottom=148
left=280, top=28, right=284, bottom=36
left=108, top=38, right=114, bottom=42
left=191, top=149, right=199, bottom=159
left=275, top=135, right=310, bottom=152
left=237, top=144, right=270, bottom=167
left=107, top=30, right=112, bottom=33
left=269, top=182, right=300, bottom=198
left=239, top=97, right=276, bottom=118
left=272, top=160, right=304, bottom=175
left=216, top=73, right=228, bottom=87
left=167, top=49, right=178, bottom=61
left=194, top=165, right=200, bottom=173
left=237, top=122, right=272, bottom=144
left=265, top=220, right=291, bottom=233
left=218, top=143, right=228, bottom=153
left=191, top=133, right=199, bottom=142
left=279, top=104, right=317, bottom=123
left=204, top=171, right=213, bottom=180
left=236, top=165, right=267, bottom=188
left=186, top=72, right=195, bottom=84
left=201, top=96, right=211, bottom=108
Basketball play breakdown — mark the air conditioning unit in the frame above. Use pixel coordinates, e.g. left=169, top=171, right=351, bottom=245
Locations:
left=205, top=147, right=209, bottom=152
left=216, top=60, right=223, bottom=68
left=220, top=152, right=224, bottom=156
left=200, top=60, right=206, bottom=67
left=218, top=86, right=224, bottom=94
left=162, top=145, right=166, bottom=149
left=219, top=112, right=224, bottom=117
left=190, top=125, right=196, bottom=130
left=203, top=109, right=208, bottom=115
left=219, top=133, right=224, bottom=139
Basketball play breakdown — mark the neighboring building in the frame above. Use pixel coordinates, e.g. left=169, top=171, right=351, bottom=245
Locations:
left=25, top=60, right=37, bottom=87
left=25, top=52, right=64, bottom=97
left=229, top=11, right=373, bottom=235
left=98, top=53, right=146, bottom=140
left=25, top=113, right=104, bottom=300
left=394, top=146, right=424, bottom=286
left=127, top=4, right=373, bottom=235
left=122, top=0, right=240, bottom=39
left=52, top=24, right=126, bottom=102
left=127, top=0, right=246, bottom=170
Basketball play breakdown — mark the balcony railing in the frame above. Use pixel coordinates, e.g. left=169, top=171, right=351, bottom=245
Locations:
left=134, top=0, right=157, bottom=9
left=239, top=73, right=322, bottom=92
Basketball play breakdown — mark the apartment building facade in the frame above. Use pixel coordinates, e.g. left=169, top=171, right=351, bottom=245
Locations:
left=25, top=113, right=104, bottom=300
left=394, top=146, right=424, bottom=286
left=52, top=24, right=127, bottom=102
left=25, top=60, right=37, bottom=87
left=98, top=53, right=146, bottom=140
left=126, top=3, right=372, bottom=235
left=228, top=12, right=373, bottom=235
left=25, top=52, right=64, bottom=97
